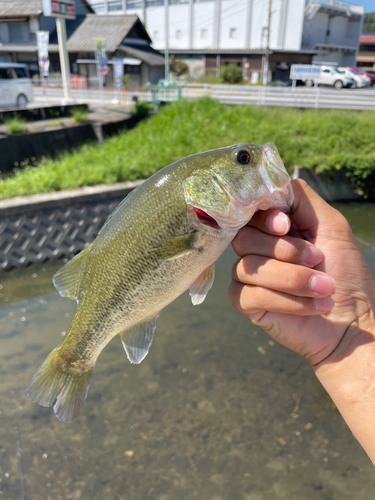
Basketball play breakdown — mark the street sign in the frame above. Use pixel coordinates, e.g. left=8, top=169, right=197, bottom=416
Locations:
left=42, top=0, right=76, bottom=19
left=290, top=64, right=321, bottom=80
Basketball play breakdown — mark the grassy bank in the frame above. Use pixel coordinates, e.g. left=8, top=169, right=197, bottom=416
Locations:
left=1, top=97, right=375, bottom=200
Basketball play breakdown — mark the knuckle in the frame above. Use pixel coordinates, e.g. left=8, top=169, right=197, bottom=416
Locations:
left=276, top=238, right=303, bottom=263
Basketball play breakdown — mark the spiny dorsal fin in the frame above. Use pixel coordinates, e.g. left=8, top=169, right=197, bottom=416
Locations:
left=120, top=314, right=159, bottom=364
left=53, top=245, right=92, bottom=300
left=189, top=263, right=215, bottom=305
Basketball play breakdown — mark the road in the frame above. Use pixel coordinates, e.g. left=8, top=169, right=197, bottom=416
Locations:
left=33, top=84, right=375, bottom=111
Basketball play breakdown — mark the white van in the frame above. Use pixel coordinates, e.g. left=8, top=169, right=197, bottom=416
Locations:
left=0, top=63, right=33, bottom=108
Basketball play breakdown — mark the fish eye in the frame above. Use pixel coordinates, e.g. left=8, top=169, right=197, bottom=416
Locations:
left=236, top=150, right=252, bottom=165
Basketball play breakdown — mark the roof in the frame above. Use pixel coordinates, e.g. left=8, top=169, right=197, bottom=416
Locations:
left=0, top=0, right=94, bottom=17
left=167, top=48, right=327, bottom=55
left=0, top=42, right=37, bottom=53
left=67, top=14, right=147, bottom=52
left=118, top=45, right=164, bottom=66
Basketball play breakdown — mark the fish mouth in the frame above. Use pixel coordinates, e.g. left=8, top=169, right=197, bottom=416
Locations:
left=194, top=207, right=221, bottom=229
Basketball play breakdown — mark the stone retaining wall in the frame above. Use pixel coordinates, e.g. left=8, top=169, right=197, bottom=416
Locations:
left=0, top=181, right=143, bottom=272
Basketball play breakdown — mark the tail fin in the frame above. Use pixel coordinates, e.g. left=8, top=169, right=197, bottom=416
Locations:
left=25, top=349, right=93, bottom=423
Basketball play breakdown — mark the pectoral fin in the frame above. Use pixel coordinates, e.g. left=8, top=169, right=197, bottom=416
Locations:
left=53, top=245, right=92, bottom=300
left=149, top=232, right=199, bottom=261
left=189, top=263, right=215, bottom=305
left=120, top=315, right=160, bottom=364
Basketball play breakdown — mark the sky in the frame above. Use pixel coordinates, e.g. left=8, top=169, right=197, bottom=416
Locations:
left=347, top=0, right=375, bottom=13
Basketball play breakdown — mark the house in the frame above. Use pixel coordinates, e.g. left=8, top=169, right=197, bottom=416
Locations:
left=86, top=0, right=365, bottom=82
left=0, top=0, right=94, bottom=74
left=59, top=14, right=165, bottom=87
left=0, top=1, right=164, bottom=88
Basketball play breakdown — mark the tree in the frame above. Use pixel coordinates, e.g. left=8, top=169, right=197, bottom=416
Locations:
left=170, top=56, right=189, bottom=78
left=362, top=12, right=375, bottom=33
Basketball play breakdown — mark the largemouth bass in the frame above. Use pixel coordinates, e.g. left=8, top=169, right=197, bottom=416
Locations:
left=26, top=143, right=294, bottom=422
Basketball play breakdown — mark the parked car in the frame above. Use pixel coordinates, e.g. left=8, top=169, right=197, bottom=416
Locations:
left=340, top=67, right=371, bottom=88
left=0, top=63, right=33, bottom=108
left=348, top=67, right=375, bottom=85
left=304, top=66, right=355, bottom=89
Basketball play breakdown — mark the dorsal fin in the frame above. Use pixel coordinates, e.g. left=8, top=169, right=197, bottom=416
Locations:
left=53, top=245, right=92, bottom=300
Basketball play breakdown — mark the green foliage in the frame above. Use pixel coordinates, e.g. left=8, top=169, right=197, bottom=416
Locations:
left=4, top=117, right=28, bottom=134
left=363, top=11, right=375, bottom=33
left=131, top=100, right=152, bottom=118
left=72, top=108, right=89, bottom=123
left=1, top=98, right=375, bottom=199
left=170, top=56, right=189, bottom=78
left=219, top=65, right=243, bottom=84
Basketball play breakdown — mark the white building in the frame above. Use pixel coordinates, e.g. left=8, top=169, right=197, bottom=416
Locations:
left=87, top=0, right=365, bottom=79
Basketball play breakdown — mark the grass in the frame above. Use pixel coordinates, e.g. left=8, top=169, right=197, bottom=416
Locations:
left=1, top=97, right=375, bottom=199
left=4, top=117, right=28, bottom=134
left=72, top=107, right=89, bottom=123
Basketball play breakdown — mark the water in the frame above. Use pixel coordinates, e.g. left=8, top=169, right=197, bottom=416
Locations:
left=1, top=202, right=375, bottom=500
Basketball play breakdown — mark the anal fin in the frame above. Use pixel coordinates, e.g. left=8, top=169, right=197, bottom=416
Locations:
left=189, top=263, right=215, bottom=306
left=120, top=315, right=159, bottom=364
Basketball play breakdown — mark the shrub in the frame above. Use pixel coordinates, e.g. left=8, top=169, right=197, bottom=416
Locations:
left=72, top=107, right=89, bottom=123
left=5, top=117, right=28, bottom=134
left=220, top=65, right=243, bottom=84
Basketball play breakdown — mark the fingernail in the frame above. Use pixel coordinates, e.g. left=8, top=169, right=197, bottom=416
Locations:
left=309, top=274, right=336, bottom=295
left=304, top=246, right=323, bottom=267
left=267, top=213, right=289, bottom=234
left=315, top=297, right=335, bottom=312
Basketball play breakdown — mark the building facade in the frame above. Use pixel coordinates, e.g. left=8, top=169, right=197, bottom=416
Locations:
left=87, top=0, right=365, bottom=76
left=357, top=33, right=375, bottom=71
left=0, top=1, right=164, bottom=88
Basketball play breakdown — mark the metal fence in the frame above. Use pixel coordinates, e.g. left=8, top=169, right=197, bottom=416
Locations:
left=32, top=80, right=375, bottom=111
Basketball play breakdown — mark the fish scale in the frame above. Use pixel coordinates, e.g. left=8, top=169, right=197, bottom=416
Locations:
left=25, top=143, right=294, bottom=422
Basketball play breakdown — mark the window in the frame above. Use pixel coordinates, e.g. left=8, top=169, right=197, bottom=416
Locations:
left=108, top=0, right=123, bottom=10
left=9, top=22, right=29, bottom=42
left=229, top=28, right=236, bottom=39
left=146, top=0, right=164, bottom=5
left=200, top=28, right=207, bottom=39
left=0, top=68, right=14, bottom=79
left=14, top=66, right=28, bottom=78
left=169, top=0, right=189, bottom=4
left=127, top=0, right=143, bottom=7
left=175, top=30, right=181, bottom=39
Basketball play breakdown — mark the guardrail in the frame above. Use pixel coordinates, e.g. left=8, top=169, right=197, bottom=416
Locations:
left=32, top=81, right=375, bottom=111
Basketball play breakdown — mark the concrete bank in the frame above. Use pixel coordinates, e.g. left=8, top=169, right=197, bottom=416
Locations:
left=0, top=180, right=143, bottom=271
left=0, top=106, right=144, bottom=175
left=0, top=166, right=361, bottom=272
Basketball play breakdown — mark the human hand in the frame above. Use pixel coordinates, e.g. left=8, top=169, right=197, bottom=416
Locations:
left=229, top=179, right=375, bottom=464
left=228, top=179, right=375, bottom=369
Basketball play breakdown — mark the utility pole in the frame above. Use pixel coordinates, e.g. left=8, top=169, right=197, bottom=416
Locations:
left=263, top=0, right=272, bottom=86
left=164, top=0, right=169, bottom=82
left=56, top=17, right=72, bottom=102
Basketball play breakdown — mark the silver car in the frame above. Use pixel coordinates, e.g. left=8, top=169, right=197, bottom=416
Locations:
left=304, top=66, right=355, bottom=89
left=0, top=63, right=34, bottom=108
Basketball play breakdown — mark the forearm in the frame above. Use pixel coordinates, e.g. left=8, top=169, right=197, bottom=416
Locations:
left=315, top=329, right=375, bottom=465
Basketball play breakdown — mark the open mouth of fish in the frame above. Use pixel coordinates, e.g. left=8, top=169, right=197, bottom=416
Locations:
left=194, top=207, right=221, bottom=229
